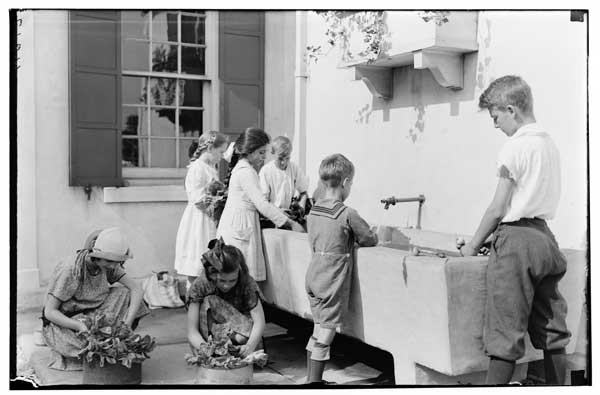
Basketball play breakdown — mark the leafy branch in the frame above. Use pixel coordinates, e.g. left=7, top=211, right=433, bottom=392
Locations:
left=306, top=11, right=451, bottom=64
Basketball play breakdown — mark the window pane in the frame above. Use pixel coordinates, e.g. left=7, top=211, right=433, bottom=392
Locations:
left=179, top=80, right=203, bottom=107
left=123, top=107, right=148, bottom=136
left=122, top=137, right=140, bottom=167
left=152, top=43, right=178, bottom=73
left=149, top=78, right=177, bottom=106
left=181, top=46, right=205, bottom=75
left=179, top=139, right=198, bottom=168
left=179, top=109, right=203, bottom=136
left=150, top=108, right=176, bottom=137
left=122, top=11, right=149, bottom=40
left=150, top=139, right=176, bottom=168
left=122, top=39, right=149, bottom=71
left=123, top=76, right=147, bottom=105
left=181, top=14, right=205, bottom=45
left=152, top=11, right=178, bottom=42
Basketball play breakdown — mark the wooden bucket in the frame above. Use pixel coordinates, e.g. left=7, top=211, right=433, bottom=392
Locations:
left=82, top=361, right=142, bottom=385
left=196, top=364, right=253, bottom=384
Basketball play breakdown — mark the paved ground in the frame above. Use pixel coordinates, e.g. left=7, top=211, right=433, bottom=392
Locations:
left=15, top=305, right=394, bottom=387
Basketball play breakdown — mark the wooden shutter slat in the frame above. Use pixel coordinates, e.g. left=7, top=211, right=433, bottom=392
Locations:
left=219, top=11, right=264, bottom=138
left=69, top=11, right=122, bottom=187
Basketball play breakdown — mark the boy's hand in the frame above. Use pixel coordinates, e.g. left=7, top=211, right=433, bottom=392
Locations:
left=459, top=242, right=478, bottom=257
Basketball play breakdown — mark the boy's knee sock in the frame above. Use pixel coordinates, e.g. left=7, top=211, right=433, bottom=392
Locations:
left=305, top=336, right=317, bottom=382
left=486, top=356, right=516, bottom=384
left=544, top=348, right=567, bottom=385
left=308, top=342, right=330, bottom=383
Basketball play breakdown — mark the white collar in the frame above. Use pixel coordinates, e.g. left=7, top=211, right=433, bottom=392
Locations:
left=511, top=122, right=547, bottom=139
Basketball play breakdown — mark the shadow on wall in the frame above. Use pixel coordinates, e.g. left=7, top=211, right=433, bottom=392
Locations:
left=354, top=51, right=481, bottom=143
left=375, top=51, right=478, bottom=113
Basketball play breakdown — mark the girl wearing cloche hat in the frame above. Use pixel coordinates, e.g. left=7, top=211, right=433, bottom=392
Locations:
left=41, top=227, right=149, bottom=371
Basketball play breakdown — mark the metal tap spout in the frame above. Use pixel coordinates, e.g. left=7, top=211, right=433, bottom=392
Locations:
left=380, top=195, right=426, bottom=229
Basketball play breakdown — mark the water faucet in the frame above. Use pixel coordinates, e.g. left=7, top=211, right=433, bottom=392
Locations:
left=380, top=195, right=426, bottom=229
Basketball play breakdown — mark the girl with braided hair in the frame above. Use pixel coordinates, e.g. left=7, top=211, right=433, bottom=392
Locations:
left=174, top=131, right=229, bottom=289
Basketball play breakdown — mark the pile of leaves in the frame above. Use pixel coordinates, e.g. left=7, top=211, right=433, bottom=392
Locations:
left=204, top=179, right=227, bottom=222
left=284, top=196, right=310, bottom=227
left=78, top=313, right=156, bottom=368
left=184, top=330, right=268, bottom=369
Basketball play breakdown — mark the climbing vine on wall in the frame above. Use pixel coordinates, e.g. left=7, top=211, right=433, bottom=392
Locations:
left=306, top=11, right=451, bottom=64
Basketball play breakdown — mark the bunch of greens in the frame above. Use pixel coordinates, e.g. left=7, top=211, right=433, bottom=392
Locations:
left=78, top=313, right=156, bottom=368
left=184, top=330, right=268, bottom=369
left=204, top=179, right=227, bottom=222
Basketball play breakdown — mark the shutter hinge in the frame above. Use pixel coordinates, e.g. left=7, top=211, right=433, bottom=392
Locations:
left=84, top=184, right=92, bottom=200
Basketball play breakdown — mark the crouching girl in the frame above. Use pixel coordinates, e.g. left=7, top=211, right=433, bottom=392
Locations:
left=42, top=227, right=149, bottom=370
left=186, top=238, right=265, bottom=358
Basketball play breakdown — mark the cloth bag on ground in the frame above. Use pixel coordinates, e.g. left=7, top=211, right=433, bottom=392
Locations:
left=142, top=271, right=185, bottom=309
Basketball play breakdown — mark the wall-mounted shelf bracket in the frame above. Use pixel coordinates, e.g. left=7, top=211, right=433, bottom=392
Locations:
left=413, top=49, right=464, bottom=90
left=354, top=65, right=393, bottom=100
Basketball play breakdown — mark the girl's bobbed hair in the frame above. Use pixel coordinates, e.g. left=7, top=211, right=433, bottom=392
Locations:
left=201, top=238, right=249, bottom=278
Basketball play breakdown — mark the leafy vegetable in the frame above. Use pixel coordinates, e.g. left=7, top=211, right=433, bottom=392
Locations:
left=78, top=313, right=156, bottom=368
left=184, top=329, right=268, bottom=369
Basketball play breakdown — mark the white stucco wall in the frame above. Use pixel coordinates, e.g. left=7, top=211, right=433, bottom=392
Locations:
left=304, top=11, right=587, bottom=250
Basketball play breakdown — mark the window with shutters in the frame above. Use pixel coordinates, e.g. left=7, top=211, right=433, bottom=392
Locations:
left=69, top=10, right=264, bottom=192
left=120, top=11, right=215, bottom=180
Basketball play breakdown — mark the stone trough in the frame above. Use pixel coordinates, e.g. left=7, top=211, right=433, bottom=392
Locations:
left=260, top=227, right=587, bottom=385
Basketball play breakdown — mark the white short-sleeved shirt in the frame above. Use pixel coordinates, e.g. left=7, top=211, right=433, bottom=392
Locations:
left=258, top=160, right=309, bottom=209
left=497, top=123, right=561, bottom=223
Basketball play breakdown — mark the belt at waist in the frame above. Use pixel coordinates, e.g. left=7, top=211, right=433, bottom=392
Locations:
left=226, top=199, right=256, bottom=212
left=499, top=217, right=546, bottom=228
left=313, top=251, right=350, bottom=257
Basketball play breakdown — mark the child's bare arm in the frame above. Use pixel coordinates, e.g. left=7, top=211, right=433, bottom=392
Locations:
left=348, top=209, right=378, bottom=247
left=239, top=300, right=265, bottom=357
left=187, top=302, right=206, bottom=350
left=44, top=295, right=88, bottom=333
left=461, top=171, right=514, bottom=256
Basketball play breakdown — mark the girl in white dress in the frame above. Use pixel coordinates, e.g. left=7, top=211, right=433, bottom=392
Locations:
left=217, top=128, right=305, bottom=281
left=175, top=131, right=229, bottom=288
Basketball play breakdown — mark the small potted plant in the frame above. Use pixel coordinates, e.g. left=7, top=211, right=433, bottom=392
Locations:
left=78, top=313, right=156, bottom=385
left=184, top=329, right=268, bottom=385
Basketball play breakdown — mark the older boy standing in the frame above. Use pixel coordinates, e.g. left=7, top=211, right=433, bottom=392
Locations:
left=459, top=76, right=570, bottom=384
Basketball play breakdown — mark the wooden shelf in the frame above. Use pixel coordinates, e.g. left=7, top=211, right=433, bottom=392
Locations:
left=345, top=11, right=479, bottom=99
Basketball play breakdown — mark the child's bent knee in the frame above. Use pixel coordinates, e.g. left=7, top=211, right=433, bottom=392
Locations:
left=311, top=342, right=331, bottom=361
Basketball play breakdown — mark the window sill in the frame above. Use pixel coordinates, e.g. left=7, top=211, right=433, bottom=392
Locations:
left=103, top=185, right=187, bottom=203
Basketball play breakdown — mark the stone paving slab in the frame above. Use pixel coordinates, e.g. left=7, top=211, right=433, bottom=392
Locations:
left=19, top=306, right=387, bottom=386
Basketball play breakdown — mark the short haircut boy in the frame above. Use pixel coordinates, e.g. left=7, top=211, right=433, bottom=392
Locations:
left=318, top=154, right=355, bottom=188
left=478, top=75, right=534, bottom=115
left=271, top=136, right=292, bottom=156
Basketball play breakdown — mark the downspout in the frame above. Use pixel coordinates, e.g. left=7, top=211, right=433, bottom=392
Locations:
left=293, top=11, right=308, bottom=174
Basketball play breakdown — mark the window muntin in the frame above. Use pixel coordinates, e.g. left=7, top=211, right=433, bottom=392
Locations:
left=121, top=11, right=208, bottom=169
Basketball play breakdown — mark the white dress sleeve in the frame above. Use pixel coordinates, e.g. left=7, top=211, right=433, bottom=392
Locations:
left=187, top=162, right=211, bottom=204
left=238, top=167, right=289, bottom=227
